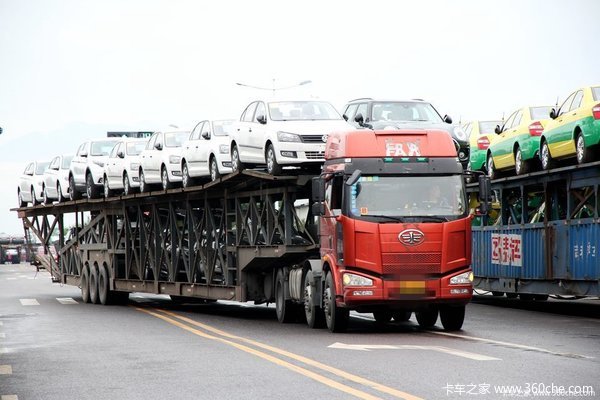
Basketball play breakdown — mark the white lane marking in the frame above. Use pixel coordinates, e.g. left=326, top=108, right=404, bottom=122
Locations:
left=19, top=299, right=39, bottom=306
left=429, top=331, right=592, bottom=359
left=26, top=277, right=35, bottom=280
left=1, top=395, right=19, bottom=400
left=0, top=322, right=3, bottom=326
left=0, top=365, right=12, bottom=374
left=18, top=275, right=27, bottom=278
left=0, top=333, right=5, bottom=338
left=56, top=297, right=78, bottom=305
left=6, top=278, right=16, bottom=281
left=0, top=348, right=8, bottom=354
left=328, top=342, right=500, bottom=361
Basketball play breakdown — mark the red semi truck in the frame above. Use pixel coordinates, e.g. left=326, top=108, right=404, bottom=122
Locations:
left=310, top=128, right=483, bottom=331
left=16, top=127, right=487, bottom=333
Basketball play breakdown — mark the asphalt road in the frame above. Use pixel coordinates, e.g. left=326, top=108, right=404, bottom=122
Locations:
left=1, top=264, right=598, bottom=400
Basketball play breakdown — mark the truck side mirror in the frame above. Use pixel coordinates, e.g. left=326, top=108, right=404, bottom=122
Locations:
left=312, top=177, right=325, bottom=202
left=478, top=175, right=492, bottom=215
left=443, top=115, right=453, bottom=124
left=549, top=108, right=557, bottom=119
left=354, top=113, right=365, bottom=127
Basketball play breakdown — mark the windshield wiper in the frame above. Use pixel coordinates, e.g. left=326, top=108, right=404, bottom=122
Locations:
left=362, top=214, right=405, bottom=222
left=405, top=216, right=448, bottom=223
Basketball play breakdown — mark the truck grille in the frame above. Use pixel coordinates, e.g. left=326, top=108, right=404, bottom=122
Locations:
left=382, top=252, right=442, bottom=275
left=300, top=135, right=326, bottom=143
left=305, top=151, right=325, bottom=159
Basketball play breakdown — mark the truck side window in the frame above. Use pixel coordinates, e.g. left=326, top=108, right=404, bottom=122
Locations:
left=325, top=176, right=343, bottom=210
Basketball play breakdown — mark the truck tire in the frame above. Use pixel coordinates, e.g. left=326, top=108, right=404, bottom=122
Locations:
left=393, top=311, right=412, bottom=322
left=416, top=308, right=438, bottom=328
left=373, top=311, right=393, bottom=324
left=303, top=270, right=325, bottom=329
left=324, top=272, right=349, bottom=332
left=98, top=264, right=110, bottom=305
left=275, top=270, right=295, bottom=323
left=89, top=265, right=99, bottom=304
left=439, top=305, right=465, bottom=331
left=80, top=264, right=90, bottom=303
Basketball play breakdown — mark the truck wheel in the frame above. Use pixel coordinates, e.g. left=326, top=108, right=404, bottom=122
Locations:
left=440, top=305, right=465, bottom=331
left=86, top=173, right=100, bottom=199
left=69, top=175, right=81, bottom=201
left=392, top=311, right=412, bottom=322
left=266, top=144, right=282, bottom=176
left=373, top=311, right=393, bottom=324
left=98, top=264, right=110, bottom=305
left=275, top=269, right=294, bottom=323
left=80, top=264, right=90, bottom=303
left=89, top=265, right=99, bottom=304
left=231, top=145, right=245, bottom=172
left=324, top=272, right=349, bottom=332
left=303, top=270, right=325, bottom=328
left=416, top=308, right=438, bottom=328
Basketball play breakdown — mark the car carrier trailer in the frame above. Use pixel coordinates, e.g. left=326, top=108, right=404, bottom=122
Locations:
left=15, top=128, right=487, bottom=332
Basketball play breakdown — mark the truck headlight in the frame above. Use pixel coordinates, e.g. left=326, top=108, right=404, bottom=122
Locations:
left=449, top=271, right=473, bottom=285
left=343, top=273, right=373, bottom=287
left=277, top=131, right=301, bottom=142
left=453, top=127, right=467, bottom=141
left=219, top=144, right=229, bottom=154
left=169, top=155, right=181, bottom=164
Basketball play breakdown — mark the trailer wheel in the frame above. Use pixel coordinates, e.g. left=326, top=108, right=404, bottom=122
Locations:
left=275, top=270, right=295, bottom=323
left=439, top=305, right=465, bottom=331
left=303, top=270, right=324, bottom=329
left=392, top=311, right=412, bottom=322
left=324, top=272, right=349, bottom=332
left=80, top=264, right=90, bottom=303
left=416, top=308, right=438, bottom=329
left=373, top=311, right=393, bottom=324
left=98, top=264, right=110, bottom=305
left=89, top=265, right=99, bottom=304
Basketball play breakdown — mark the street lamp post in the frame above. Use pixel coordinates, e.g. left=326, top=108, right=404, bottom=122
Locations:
left=235, top=79, right=312, bottom=94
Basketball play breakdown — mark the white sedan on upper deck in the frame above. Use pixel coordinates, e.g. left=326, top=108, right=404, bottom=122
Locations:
left=138, top=130, right=189, bottom=191
left=42, top=154, right=73, bottom=203
left=229, top=100, right=353, bottom=175
left=103, top=138, right=149, bottom=197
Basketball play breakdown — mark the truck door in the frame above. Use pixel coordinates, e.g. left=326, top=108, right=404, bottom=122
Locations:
left=320, top=175, right=344, bottom=264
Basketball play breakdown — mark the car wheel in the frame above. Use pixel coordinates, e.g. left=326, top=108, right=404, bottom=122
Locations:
left=69, top=175, right=81, bottom=201
left=486, top=153, right=497, bottom=180
left=514, top=147, right=529, bottom=175
left=161, top=167, right=173, bottom=190
left=57, top=182, right=65, bottom=203
left=540, top=140, right=554, bottom=170
left=576, top=133, right=591, bottom=164
left=266, top=144, right=282, bottom=175
left=139, top=170, right=147, bottom=193
left=123, top=173, right=131, bottom=196
left=86, top=173, right=100, bottom=199
left=103, top=175, right=113, bottom=198
left=17, top=189, right=26, bottom=208
left=42, top=185, right=49, bottom=205
left=210, top=157, right=221, bottom=181
left=231, top=145, right=244, bottom=173
left=30, top=187, right=38, bottom=206
left=182, top=162, right=193, bottom=188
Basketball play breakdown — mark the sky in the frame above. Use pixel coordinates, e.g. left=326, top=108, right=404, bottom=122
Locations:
left=1, top=0, right=599, bottom=234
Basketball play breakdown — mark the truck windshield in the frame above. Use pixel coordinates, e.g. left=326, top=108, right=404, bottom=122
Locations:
left=347, top=175, right=466, bottom=221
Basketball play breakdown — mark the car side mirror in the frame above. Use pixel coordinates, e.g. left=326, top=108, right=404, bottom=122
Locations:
left=549, top=108, right=557, bottom=119
left=117, top=151, right=125, bottom=159
left=443, top=115, right=453, bottom=124
left=201, top=131, right=211, bottom=140
left=154, top=142, right=163, bottom=151
left=256, top=115, right=267, bottom=125
left=354, top=113, right=365, bottom=127
left=342, top=114, right=348, bottom=121
left=494, top=125, right=502, bottom=134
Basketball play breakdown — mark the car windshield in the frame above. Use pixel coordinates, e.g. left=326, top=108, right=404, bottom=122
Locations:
left=35, top=162, right=49, bottom=175
left=592, top=87, right=600, bottom=101
left=347, top=175, right=466, bottom=220
left=127, top=142, right=147, bottom=155
left=479, top=121, right=501, bottom=134
left=530, top=106, right=552, bottom=121
left=268, top=101, right=342, bottom=121
left=212, top=120, right=234, bottom=136
left=164, top=132, right=188, bottom=147
left=61, top=156, right=73, bottom=169
left=91, top=141, right=118, bottom=156
left=371, top=102, right=444, bottom=123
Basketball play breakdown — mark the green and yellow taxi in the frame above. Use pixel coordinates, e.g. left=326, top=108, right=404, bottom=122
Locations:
left=486, top=106, right=552, bottom=179
left=540, top=86, right=600, bottom=169
left=463, top=120, right=502, bottom=173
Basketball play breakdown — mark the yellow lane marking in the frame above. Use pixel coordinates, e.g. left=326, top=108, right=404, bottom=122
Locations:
left=136, top=307, right=382, bottom=400
left=157, top=308, right=422, bottom=400
left=1, top=396, right=18, bottom=400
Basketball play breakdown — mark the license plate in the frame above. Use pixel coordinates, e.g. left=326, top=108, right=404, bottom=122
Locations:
left=398, top=281, right=426, bottom=294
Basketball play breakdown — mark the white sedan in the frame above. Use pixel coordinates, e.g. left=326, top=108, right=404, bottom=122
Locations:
left=18, top=160, right=50, bottom=207
left=139, top=130, right=189, bottom=191
left=42, top=154, right=73, bottom=203
left=103, top=138, right=149, bottom=196
left=230, top=100, right=353, bottom=175
left=180, top=119, right=233, bottom=186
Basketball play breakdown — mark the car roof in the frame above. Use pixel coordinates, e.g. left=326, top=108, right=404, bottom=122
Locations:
left=346, top=98, right=429, bottom=104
